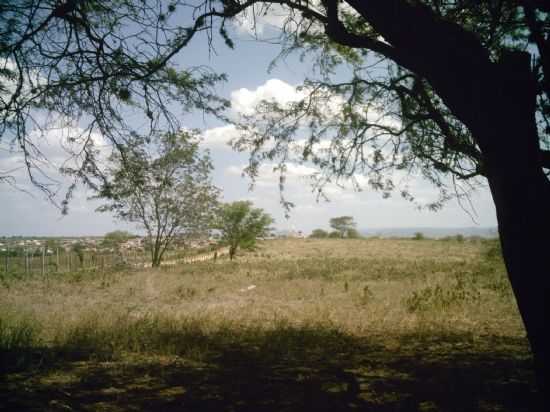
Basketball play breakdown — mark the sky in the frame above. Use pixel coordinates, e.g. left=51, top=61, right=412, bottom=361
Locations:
left=0, top=12, right=498, bottom=237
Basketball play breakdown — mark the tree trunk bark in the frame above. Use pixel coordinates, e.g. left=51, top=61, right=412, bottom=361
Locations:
left=484, top=137, right=550, bottom=406
left=477, top=54, right=549, bottom=405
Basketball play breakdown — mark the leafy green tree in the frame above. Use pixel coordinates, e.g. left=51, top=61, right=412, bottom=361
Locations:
left=71, top=242, right=85, bottom=266
left=215, top=201, right=273, bottom=260
left=328, top=231, right=341, bottom=239
left=101, top=231, right=134, bottom=251
left=329, top=216, right=357, bottom=238
left=346, top=228, right=361, bottom=239
left=96, top=131, right=220, bottom=267
left=310, top=229, right=329, bottom=238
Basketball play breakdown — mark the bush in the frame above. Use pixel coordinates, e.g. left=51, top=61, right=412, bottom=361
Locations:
left=413, top=232, right=425, bottom=240
left=309, top=229, right=329, bottom=238
left=404, top=275, right=481, bottom=312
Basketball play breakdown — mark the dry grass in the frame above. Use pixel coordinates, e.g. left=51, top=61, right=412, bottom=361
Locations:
left=0, top=238, right=522, bottom=339
left=0, top=238, right=538, bottom=411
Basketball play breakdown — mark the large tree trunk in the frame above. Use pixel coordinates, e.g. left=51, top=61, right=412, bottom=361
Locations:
left=477, top=54, right=549, bottom=405
left=487, top=159, right=550, bottom=401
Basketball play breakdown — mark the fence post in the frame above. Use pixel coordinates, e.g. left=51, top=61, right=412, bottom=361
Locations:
left=41, top=246, right=45, bottom=277
left=68, top=253, right=72, bottom=272
left=4, top=245, right=8, bottom=273
left=56, top=248, right=59, bottom=272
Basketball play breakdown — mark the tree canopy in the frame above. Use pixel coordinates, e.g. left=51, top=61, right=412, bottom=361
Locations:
left=0, top=0, right=228, bottom=205
left=214, top=201, right=273, bottom=260
left=329, top=216, right=357, bottom=238
left=95, top=130, right=219, bottom=267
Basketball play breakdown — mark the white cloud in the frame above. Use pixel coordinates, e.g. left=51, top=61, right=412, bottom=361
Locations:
left=232, top=4, right=291, bottom=36
left=202, top=124, right=240, bottom=149
left=231, top=78, right=305, bottom=116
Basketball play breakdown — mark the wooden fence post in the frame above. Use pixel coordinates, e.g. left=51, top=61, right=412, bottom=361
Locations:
left=4, top=245, right=8, bottom=273
left=41, top=246, right=45, bottom=277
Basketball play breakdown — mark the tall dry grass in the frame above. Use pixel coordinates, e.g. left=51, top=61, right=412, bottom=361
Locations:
left=0, top=238, right=522, bottom=366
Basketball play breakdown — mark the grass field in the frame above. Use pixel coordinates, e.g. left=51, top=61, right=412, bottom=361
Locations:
left=0, top=238, right=539, bottom=411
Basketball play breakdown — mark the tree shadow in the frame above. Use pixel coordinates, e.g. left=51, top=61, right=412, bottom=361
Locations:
left=0, top=328, right=539, bottom=412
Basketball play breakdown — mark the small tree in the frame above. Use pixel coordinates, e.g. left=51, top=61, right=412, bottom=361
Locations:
left=215, top=201, right=273, bottom=260
left=101, top=231, right=134, bottom=251
left=310, top=229, right=329, bottom=238
left=329, top=216, right=357, bottom=238
left=71, top=243, right=85, bottom=266
left=96, top=131, right=219, bottom=267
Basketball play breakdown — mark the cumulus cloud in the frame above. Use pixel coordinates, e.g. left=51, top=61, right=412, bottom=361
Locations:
left=230, top=78, right=305, bottom=116
left=202, top=124, right=241, bottom=149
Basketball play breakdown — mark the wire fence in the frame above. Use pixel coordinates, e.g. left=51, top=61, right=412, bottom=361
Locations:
left=0, top=246, right=230, bottom=277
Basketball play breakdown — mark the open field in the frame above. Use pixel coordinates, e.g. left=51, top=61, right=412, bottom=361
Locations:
left=0, top=238, right=539, bottom=411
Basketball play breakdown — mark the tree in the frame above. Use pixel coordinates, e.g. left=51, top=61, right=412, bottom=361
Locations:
left=203, top=1, right=550, bottom=395
left=2, top=0, right=549, bottom=397
left=214, top=201, right=273, bottom=260
left=329, top=216, right=357, bottom=238
left=96, top=130, right=219, bottom=267
left=310, top=228, right=329, bottom=238
left=0, top=0, right=227, bottom=203
left=346, top=228, right=361, bottom=239
left=71, top=242, right=85, bottom=266
left=101, top=230, right=134, bottom=251
left=328, top=231, right=341, bottom=239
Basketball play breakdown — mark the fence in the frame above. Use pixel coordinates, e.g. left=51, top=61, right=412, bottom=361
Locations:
left=0, top=246, right=230, bottom=277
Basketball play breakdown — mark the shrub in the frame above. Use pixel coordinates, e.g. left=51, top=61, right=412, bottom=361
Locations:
left=404, top=275, right=481, bottom=312
left=309, top=229, right=329, bottom=238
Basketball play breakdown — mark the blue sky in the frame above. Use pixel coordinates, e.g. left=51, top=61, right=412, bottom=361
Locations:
left=0, top=15, right=497, bottom=236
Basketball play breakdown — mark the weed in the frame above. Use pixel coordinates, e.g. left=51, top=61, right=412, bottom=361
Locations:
left=404, top=274, right=481, bottom=312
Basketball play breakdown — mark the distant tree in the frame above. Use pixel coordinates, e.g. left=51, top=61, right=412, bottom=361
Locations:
left=310, top=229, right=329, bottom=239
left=96, top=131, right=219, bottom=267
left=329, top=216, right=357, bottom=238
left=44, top=239, right=60, bottom=253
left=328, top=231, right=342, bottom=239
left=347, top=228, right=362, bottom=239
left=215, top=201, right=273, bottom=260
left=71, top=242, right=85, bottom=266
left=101, top=231, right=134, bottom=251
left=413, top=232, right=425, bottom=241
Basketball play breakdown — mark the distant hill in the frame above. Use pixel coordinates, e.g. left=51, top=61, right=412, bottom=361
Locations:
left=360, top=227, right=498, bottom=239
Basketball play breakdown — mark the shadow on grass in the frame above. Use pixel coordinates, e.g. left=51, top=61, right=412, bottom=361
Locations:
left=0, top=326, right=539, bottom=412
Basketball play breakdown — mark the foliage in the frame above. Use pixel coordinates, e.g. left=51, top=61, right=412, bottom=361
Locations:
left=347, top=228, right=361, bottom=239
left=329, top=216, right=357, bottom=238
left=101, top=231, right=135, bottom=251
left=328, top=231, right=341, bottom=239
left=71, top=242, right=85, bottom=265
left=413, top=232, right=425, bottom=241
left=224, top=1, right=549, bottom=209
left=214, top=201, right=273, bottom=260
left=95, top=130, right=219, bottom=267
left=0, top=0, right=229, bottom=203
left=309, top=229, right=329, bottom=238
left=404, top=274, right=481, bottom=313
